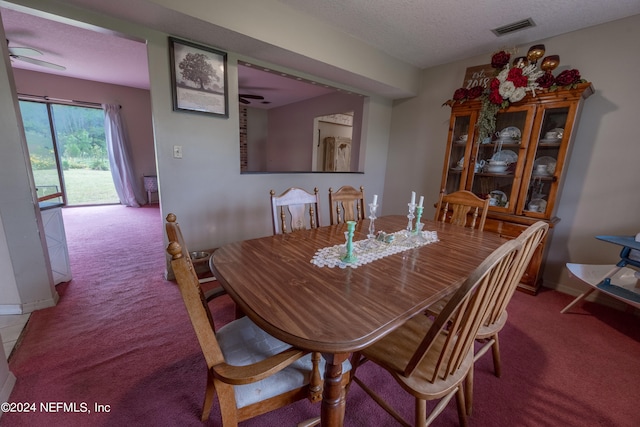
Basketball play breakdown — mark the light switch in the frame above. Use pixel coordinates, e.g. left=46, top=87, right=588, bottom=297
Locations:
left=173, top=145, right=182, bottom=159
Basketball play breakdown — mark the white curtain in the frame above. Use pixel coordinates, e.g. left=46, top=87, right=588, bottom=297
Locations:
left=103, top=104, right=146, bottom=207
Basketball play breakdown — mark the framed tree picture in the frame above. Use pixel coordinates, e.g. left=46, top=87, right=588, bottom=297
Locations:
left=169, top=37, right=228, bottom=117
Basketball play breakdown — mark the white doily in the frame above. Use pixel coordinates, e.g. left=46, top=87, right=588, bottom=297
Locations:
left=311, top=230, right=438, bottom=269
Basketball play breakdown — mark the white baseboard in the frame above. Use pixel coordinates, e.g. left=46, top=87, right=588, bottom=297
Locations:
left=0, top=294, right=58, bottom=315
left=0, top=305, right=22, bottom=315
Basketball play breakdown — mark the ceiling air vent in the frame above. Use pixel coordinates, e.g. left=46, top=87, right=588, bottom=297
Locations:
left=492, top=18, right=536, bottom=36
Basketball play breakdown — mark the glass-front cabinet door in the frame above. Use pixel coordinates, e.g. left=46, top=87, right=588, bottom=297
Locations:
left=440, top=110, right=477, bottom=195
left=468, top=105, right=534, bottom=214
left=518, top=101, right=579, bottom=217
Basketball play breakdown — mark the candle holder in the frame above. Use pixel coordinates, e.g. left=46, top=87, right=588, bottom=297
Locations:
left=363, top=203, right=380, bottom=250
left=367, top=203, right=378, bottom=239
left=404, top=202, right=416, bottom=236
left=413, top=206, right=424, bottom=234
left=341, top=221, right=358, bottom=263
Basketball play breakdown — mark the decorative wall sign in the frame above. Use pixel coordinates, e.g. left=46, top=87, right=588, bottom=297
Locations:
left=169, top=37, right=228, bottom=117
left=462, top=64, right=494, bottom=89
left=318, top=113, right=353, bottom=126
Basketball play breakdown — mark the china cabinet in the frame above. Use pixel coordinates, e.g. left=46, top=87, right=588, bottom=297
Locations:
left=440, top=82, right=594, bottom=294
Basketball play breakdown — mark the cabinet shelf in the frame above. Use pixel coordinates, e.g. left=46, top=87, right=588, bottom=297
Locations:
left=440, top=82, right=594, bottom=294
left=476, top=172, right=514, bottom=177
left=479, top=142, right=522, bottom=148
left=530, top=174, right=556, bottom=181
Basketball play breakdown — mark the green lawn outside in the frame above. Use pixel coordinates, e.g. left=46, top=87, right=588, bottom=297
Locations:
left=33, top=169, right=119, bottom=205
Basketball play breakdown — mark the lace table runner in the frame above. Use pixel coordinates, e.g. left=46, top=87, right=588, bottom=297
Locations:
left=311, top=230, right=438, bottom=269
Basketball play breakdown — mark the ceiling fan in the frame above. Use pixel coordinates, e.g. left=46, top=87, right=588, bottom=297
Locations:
left=6, top=40, right=66, bottom=71
left=239, top=93, right=265, bottom=104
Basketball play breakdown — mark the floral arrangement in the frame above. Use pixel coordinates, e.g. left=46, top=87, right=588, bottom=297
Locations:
left=446, top=49, right=586, bottom=143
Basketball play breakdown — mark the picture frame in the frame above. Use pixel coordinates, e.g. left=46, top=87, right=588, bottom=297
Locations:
left=169, top=37, right=228, bottom=117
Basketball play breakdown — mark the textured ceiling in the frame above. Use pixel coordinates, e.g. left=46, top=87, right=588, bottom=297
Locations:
left=2, top=0, right=640, bottom=102
left=2, top=6, right=149, bottom=89
left=277, top=0, right=640, bottom=69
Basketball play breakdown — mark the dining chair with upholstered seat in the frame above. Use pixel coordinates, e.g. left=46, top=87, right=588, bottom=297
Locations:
left=165, top=213, right=226, bottom=301
left=349, top=238, right=522, bottom=427
left=270, top=187, right=321, bottom=235
left=167, top=239, right=328, bottom=426
left=434, top=189, right=490, bottom=231
left=328, top=185, right=365, bottom=225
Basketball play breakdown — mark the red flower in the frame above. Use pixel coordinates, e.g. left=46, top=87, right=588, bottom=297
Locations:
left=536, top=72, right=555, bottom=89
left=452, top=88, right=468, bottom=101
left=555, top=69, right=581, bottom=86
left=489, top=89, right=503, bottom=105
left=507, top=67, right=528, bottom=87
left=489, top=77, right=500, bottom=91
left=467, top=85, right=484, bottom=99
left=491, top=51, right=511, bottom=69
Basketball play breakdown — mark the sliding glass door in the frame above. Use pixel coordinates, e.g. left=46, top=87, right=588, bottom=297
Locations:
left=19, top=100, right=118, bottom=206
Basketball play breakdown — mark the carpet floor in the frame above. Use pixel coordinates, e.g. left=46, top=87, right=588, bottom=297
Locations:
left=2, top=204, right=639, bottom=426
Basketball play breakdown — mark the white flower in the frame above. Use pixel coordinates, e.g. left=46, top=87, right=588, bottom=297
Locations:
left=497, top=68, right=509, bottom=83
left=499, top=80, right=515, bottom=99
left=509, top=87, right=526, bottom=103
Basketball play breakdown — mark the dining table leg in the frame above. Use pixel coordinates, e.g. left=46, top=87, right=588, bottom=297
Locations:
left=320, top=352, right=349, bottom=427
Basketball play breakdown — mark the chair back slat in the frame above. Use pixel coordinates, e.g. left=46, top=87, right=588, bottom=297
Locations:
left=485, top=221, right=549, bottom=326
left=435, top=190, right=489, bottom=231
left=270, top=187, right=321, bottom=234
left=404, top=238, right=522, bottom=380
left=329, top=185, right=365, bottom=225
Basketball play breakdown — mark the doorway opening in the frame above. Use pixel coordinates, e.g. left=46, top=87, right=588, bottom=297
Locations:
left=19, top=99, right=119, bottom=206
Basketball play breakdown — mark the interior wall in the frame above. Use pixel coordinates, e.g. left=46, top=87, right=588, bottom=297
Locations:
left=0, top=12, right=57, bottom=313
left=143, top=0, right=420, bottom=98
left=265, top=91, right=364, bottom=172
left=146, top=42, right=391, bottom=253
left=246, top=107, right=268, bottom=172
left=385, top=14, right=640, bottom=301
left=12, top=69, right=156, bottom=185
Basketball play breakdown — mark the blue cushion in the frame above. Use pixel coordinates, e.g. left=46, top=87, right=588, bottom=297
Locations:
left=217, top=316, right=351, bottom=409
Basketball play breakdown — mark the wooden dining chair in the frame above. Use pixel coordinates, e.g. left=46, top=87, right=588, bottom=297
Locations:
left=475, top=221, right=548, bottom=374
left=349, top=238, right=522, bottom=427
left=270, top=187, right=321, bottom=235
left=425, top=221, right=549, bottom=416
left=328, top=185, right=365, bottom=225
left=167, top=239, right=327, bottom=425
left=434, top=189, right=490, bottom=231
left=165, top=213, right=226, bottom=301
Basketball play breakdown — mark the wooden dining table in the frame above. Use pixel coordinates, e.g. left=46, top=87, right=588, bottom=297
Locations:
left=210, top=215, right=506, bottom=426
